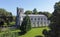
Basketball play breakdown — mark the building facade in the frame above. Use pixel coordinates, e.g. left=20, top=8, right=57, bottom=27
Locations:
left=16, top=7, right=50, bottom=27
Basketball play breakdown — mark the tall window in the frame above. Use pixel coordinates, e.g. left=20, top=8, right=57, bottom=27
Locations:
left=35, top=18, right=36, bottom=20
left=33, top=22, right=36, bottom=27
left=44, top=22, right=46, bottom=26
left=38, top=18, right=40, bottom=20
left=41, top=18, right=43, bottom=20
left=31, top=18, right=33, bottom=20
left=37, top=22, right=39, bottom=24
left=41, top=21, right=43, bottom=25
left=37, top=22, right=39, bottom=27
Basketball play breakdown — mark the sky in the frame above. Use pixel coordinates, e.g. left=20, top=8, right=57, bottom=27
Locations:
left=0, top=0, right=60, bottom=16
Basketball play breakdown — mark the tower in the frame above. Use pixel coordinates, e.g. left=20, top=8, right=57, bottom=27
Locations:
left=16, top=7, right=24, bottom=26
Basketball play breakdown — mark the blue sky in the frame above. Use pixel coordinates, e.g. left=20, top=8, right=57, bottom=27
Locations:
left=0, top=0, right=60, bottom=16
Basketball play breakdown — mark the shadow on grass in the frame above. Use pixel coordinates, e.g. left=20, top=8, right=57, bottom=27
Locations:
left=18, top=32, right=26, bottom=36
left=35, top=35, right=43, bottom=37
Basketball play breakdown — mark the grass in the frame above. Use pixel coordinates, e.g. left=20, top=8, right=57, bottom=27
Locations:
left=19, top=27, right=49, bottom=37
left=0, top=26, right=49, bottom=37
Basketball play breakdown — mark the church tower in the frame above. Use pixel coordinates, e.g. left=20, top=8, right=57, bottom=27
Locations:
left=16, top=7, right=24, bottom=26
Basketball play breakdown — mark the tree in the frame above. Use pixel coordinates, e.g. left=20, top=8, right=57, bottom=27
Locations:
left=42, top=12, right=51, bottom=20
left=0, top=20, right=4, bottom=26
left=20, top=15, right=31, bottom=34
left=25, top=10, right=32, bottom=14
left=42, top=29, right=48, bottom=37
left=38, top=12, right=43, bottom=14
left=13, top=16, right=16, bottom=21
left=43, top=1, right=60, bottom=37
left=38, top=11, right=51, bottom=19
left=0, top=8, right=13, bottom=26
left=33, top=8, right=38, bottom=14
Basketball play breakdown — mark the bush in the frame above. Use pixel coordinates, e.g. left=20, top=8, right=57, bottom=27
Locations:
left=0, top=28, right=19, bottom=37
left=9, top=22, right=15, bottom=26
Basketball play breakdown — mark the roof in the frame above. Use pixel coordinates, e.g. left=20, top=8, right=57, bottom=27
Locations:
left=21, top=14, right=47, bottom=17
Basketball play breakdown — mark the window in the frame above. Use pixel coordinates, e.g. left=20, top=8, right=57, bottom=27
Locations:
left=35, top=18, right=36, bottom=20
left=44, top=18, right=46, bottom=20
left=41, top=18, right=43, bottom=20
left=41, top=21, right=43, bottom=24
left=31, top=18, right=33, bottom=20
left=33, top=22, right=36, bottom=27
left=37, top=22, right=40, bottom=27
left=44, top=22, right=46, bottom=24
left=47, top=21, right=50, bottom=24
left=38, top=18, right=40, bottom=20
left=37, top=22, right=39, bottom=24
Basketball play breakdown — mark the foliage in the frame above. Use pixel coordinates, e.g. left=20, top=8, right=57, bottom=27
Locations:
left=42, top=29, right=48, bottom=35
left=25, top=10, right=32, bottom=14
left=38, top=11, right=51, bottom=19
left=33, top=8, right=38, bottom=14
left=42, top=29, right=49, bottom=37
left=13, top=16, right=16, bottom=21
left=0, top=21, right=4, bottom=26
left=24, top=9, right=51, bottom=19
left=20, top=15, right=31, bottom=34
left=43, top=1, right=60, bottom=37
left=0, top=8, right=13, bottom=26
left=20, top=27, right=49, bottom=37
left=9, top=22, right=15, bottom=26
left=0, top=28, right=20, bottom=37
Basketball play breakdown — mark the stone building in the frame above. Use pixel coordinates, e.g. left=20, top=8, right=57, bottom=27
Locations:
left=16, top=7, right=50, bottom=27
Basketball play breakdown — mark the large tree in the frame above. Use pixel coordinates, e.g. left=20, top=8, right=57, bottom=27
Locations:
left=33, top=8, right=38, bottom=14
left=0, top=8, right=13, bottom=26
left=43, top=1, right=60, bottom=37
left=20, top=15, right=31, bottom=34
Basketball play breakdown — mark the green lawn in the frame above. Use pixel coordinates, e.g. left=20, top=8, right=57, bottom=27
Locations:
left=19, top=27, right=49, bottom=37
